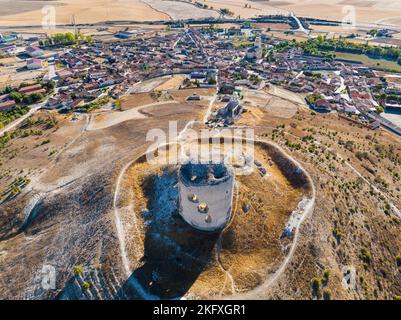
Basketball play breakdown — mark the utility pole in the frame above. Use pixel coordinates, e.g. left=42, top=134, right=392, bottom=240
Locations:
left=71, top=14, right=77, bottom=36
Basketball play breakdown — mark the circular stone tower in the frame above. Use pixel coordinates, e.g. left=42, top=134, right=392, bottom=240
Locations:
left=178, top=162, right=234, bottom=232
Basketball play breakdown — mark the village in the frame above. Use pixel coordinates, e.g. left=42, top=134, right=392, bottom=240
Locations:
left=1, top=22, right=401, bottom=136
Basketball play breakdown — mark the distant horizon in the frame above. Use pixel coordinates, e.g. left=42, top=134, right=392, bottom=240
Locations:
left=1, top=0, right=401, bottom=28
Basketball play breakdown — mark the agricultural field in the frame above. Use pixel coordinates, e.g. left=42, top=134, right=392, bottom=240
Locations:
left=1, top=0, right=401, bottom=26
left=333, top=52, right=401, bottom=72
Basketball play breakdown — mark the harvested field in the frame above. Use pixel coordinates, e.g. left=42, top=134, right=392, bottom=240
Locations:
left=142, top=0, right=219, bottom=20
left=240, top=87, right=302, bottom=120
left=253, top=22, right=291, bottom=30
left=87, top=109, right=147, bottom=131
left=382, top=112, right=401, bottom=127
left=264, top=96, right=299, bottom=118
left=1, top=0, right=401, bottom=27
left=170, top=88, right=217, bottom=103
left=120, top=93, right=156, bottom=110
left=0, top=0, right=169, bottom=26
left=371, top=37, right=401, bottom=47
left=140, top=102, right=205, bottom=118
left=129, top=76, right=171, bottom=94
left=154, top=74, right=186, bottom=91
left=87, top=101, right=206, bottom=131
left=267, top=85, right=307, bottom=106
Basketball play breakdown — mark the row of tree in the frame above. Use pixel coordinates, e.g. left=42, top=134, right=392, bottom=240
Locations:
left=301, top=35, right=401, bottom=65
left=7, top=81, right=55, bottom=105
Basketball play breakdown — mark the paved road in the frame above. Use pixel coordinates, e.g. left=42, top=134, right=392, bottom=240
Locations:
left=0, top=103, right=43, bottom=136
left=290, top=12, right=310, bottom=35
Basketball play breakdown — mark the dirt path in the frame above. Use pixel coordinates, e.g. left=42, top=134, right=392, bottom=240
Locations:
left=344, top=160, right=400, bottom=218
left=215, top=181, right=240, bottom=297
left=113, top=159, right=135, bottom=277
left=225, top=137, right=316, bottom=300
left=203, top=94, right=217, bottom=124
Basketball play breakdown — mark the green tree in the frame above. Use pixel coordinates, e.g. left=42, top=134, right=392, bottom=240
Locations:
left=9, top=91, right=23, bottom=103
left=82, top=281, right=91, bottom=291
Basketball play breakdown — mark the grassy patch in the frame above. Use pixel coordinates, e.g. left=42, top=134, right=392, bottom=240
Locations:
left=333, top=52, right=401, bottom=73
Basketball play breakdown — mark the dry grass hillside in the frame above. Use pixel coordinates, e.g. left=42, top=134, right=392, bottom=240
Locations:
left=245, top=109, right=401, bottom=300
left=0, top=78, right=400, bottom=299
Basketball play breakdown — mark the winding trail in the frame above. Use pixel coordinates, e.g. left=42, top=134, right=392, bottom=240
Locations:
left=344, top=160, right=401, bottom=218
left=109, top=89, right=317, bottom=299
left=113, top=160, right=133, bottom=277
left=112, top=128, right=316, bottom=299
left=203, top=94, right=217, bottom=124
left=312, top=140, right=401, bottom=218
left=227, top=137, right=316, bottom=300
left=215, top=181, right=240, bottom=296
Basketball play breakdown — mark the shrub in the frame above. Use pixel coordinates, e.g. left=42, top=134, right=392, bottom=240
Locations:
left=396, top=255, right=401, bottom=267
left=332, top=227, right=342, bottom=241
left=45, top=117, right=58, bottom=129
left=312, top=277, right=321, bottom=290
left=73, top=265, right=84, bottom=276
left=323, top=289, right=332, bottom=300
left=82, top=281, right=91, bottom=291
left=359, top=248, right=372, bottom=264
left=23, top=92, right=43, bottom=104
left=40, top=139, right=50, bottom=145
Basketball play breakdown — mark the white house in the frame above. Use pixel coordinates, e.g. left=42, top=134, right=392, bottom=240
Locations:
left=27, top=58, right=43, bottom=70
left=26, top=46, right=44, bottom=57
